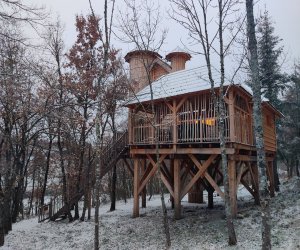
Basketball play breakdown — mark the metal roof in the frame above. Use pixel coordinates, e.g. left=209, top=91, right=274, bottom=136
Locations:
left=124, top=66, right=284, bottom=117
left=126, top=67, right=230, bottom=104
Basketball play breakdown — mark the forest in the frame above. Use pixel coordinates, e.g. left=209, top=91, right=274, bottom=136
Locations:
left=0, top=0, right=299, bottom=249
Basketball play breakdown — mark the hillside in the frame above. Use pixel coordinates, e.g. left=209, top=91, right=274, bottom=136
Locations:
left=2, top=177, right=300, bottom=250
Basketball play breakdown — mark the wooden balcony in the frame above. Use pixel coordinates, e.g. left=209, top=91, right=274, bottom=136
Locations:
left=128, top=90, right=253, bottom=146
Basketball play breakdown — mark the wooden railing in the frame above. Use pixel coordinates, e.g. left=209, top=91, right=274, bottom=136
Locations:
left=38, top=195, right=64, bottom=222
left=132, top=116, right=230, bottom=144
left=100, top=130, right=128, bottom=177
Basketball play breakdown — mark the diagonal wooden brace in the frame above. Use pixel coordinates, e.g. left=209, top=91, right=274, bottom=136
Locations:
left=180, top=154, right=217, bottom=200
left=138, top=154, right=167, bottom=195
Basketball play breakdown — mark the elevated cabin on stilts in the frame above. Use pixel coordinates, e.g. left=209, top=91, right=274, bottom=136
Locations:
left=124, top=49, right=282, bottom=219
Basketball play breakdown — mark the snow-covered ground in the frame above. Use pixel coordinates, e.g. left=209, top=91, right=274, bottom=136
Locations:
left=2, top=177, right=300, bottom=250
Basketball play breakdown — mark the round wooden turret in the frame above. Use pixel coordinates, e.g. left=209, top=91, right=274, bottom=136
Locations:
left=125, top=50, right=162, bottom=93
left=165, top=50, right=191, bottom=72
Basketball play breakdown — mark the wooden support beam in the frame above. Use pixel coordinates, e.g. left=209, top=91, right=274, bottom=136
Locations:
left=236, top=163, right=246, bottom=190
left=174, top=158, right=181, bottom=219
left=170, top=159, right=174, bottom=209
left=241, top=179, right=255, bottom=197
left=166, top=102, right=174, bottom=112
left=181, top=161, right=191, bottom=187
left=123, top=158, right=134, bottom=176
left=130, top=147, right=235, bottom=155
left=181, top=154, right=217, bottom=199
left=175, top=96, right=187, bottom=112
left=161, top=161, right=172, bottom=183
left=204, top=172, right=225, bottom=200
left=160, top=172, right=174, bottom=197
left=228, top=160, right=237, bottom=217
left=141, top=159, right=147, bottom=208
left=139, top=162, right=153, bottom=186
left=138, top=154, right=167, bottom=194
left=133, top=158, right=140, bottom=218
left=172, top=99, right=177, bottom=145
left=229, top=155, right=274, bottom=162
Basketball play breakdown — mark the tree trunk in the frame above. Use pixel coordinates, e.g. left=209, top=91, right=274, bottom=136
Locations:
left=208, top=189, right=214, bottom=209
left=87, top=188, right=92, bottom=220
left=58, top=133, right=73, bottom=222
left=28, top=167, right=36, bottom=216
left=122, top=163, right=127, bottom=203
left=273, top=156, right=280, bottom=192
left=109, top=164, right=117, bottom=211
left=0, top=191, right=4, bottom=247
left=218, top=1, right=237, bottom=245
left=246, top=1, right=271, bottom=249
left=94, top=181, right=100, bottom=250
left=41, top=136, right=53, bottom=206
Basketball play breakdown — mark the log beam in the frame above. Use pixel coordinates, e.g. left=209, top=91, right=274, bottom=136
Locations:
left=130, top=148, right=235, bottom=155
left=181, top=154, right=217, bottom=199
left=174, top=158, right=181, bottom=219
left=133, top=158, right=140, bottom=218
left=137, top=154, right=167, bottom=194
left=141, top=159, right=147, bottom=208
left=204, top=172, right=225, bottom=200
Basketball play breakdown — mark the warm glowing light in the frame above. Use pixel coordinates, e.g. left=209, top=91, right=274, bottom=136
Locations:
left=195, top=118, right=216, bottom=126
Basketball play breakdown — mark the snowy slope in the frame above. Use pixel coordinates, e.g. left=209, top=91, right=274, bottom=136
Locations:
left=3, top=178, right=300, bottom=250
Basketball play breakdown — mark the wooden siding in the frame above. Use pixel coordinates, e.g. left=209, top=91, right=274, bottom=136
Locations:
left=263, top=107, right=277, bottom=152
left=151, top=64, right=169, bottom=81
left=231, top=90, right=254, bottom=145
left=170, top=55, right=187, bottom=72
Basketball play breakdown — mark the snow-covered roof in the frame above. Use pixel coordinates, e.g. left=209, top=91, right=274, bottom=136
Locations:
left=126, top=66, right=249, bottom=105
left=124, top=66, right=286, bottom=118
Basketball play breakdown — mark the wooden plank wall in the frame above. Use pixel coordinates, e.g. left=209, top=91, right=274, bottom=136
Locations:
left=262, top=107, right=277, bottom=152
left=231, top=89, right=253, bottom=146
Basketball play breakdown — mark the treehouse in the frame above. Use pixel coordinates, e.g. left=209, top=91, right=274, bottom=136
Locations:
left=125, top=50, right=282, bottom=219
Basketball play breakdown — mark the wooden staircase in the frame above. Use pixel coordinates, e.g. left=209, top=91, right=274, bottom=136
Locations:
left=38, top=131, right=129, bottom=222
left=100, top=131, right=129, bottom=178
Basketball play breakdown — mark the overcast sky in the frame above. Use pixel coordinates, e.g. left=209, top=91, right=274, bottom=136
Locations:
left=28, top=0, right=300, bottom=72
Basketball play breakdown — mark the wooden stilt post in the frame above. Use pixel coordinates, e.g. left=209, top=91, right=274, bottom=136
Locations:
left=133, top=158, right=140, bottom=218
left=141, top=159, right=147, bottom=208
left=170, top=158, right=174, bottom=209
left=174, top=158, right=181, bottom=219
left=228, top=160, right=237, bottom=217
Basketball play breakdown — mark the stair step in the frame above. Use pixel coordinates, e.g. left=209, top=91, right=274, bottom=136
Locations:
left=48, top=131, right=129, bottom=222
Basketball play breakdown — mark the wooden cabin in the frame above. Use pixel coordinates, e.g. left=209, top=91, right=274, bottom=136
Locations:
left=125, top=50, right=281, bottom=219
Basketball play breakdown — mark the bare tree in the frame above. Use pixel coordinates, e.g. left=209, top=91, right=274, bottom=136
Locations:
left=106, top=56, right=128, bottom=212
left=245, top=0, right=271, bottom=249
left=88, top=0, right=116, bottom=248
left=118, top=0, right=171, bottom=248
left=41, top=18, right=74, bottom=221
left=0, top=0, right=47, bottom=43
left=169, top=0, right=246, bottom=245
left=0, top=21, right=50, bottom=245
